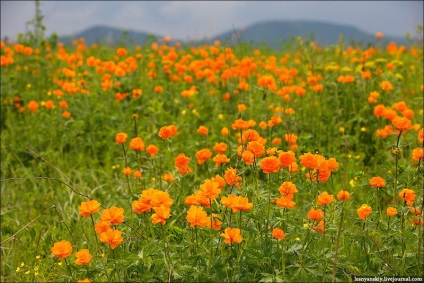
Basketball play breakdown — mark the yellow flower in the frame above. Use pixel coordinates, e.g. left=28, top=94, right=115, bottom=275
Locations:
left=16, top=267, right=20, bottom=272
left=339, top=127, right=345, bottom=133
left=21, top=262, right=25, bottom=267
left=36, top=255, right=41, bottom=260
left=349, top=179, right=356, bottom=187
left=360, top=127, right=366, bottom=132
left=25, top=270, right=30, bottom=274
left=218, top=114, right=224, bottom=119
left=58, top=262, right=62, bottom=266
left=295, top=237, right=300, bottom=241
left=181, top=110, right=187, bottom=115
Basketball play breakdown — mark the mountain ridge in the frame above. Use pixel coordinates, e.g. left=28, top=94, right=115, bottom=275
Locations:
left=58, top=20, right=412, bottom=48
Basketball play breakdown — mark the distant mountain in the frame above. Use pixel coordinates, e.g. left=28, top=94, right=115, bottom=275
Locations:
left=58, top=20, right=411, bottom=48
left=203, top=20, right=410, bottom=48
left=58, top=25, right=157, bottom=46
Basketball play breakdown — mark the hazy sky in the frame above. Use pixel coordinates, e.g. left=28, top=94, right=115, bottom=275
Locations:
left=1, top=1, right=423, bottom=41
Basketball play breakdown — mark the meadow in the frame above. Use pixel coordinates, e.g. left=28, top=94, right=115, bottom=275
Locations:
left=0, top=32, right=423, bottom=282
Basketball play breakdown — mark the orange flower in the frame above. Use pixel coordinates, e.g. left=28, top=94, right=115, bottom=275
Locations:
left=308, top=208, right=324, bottom=221
left=154, top=86, right=163, bottom=93
left=195, top=148, right=212, bottom=164
left=186, top=205, right=209, bottom=228
left=211, top=174, right=226, bottom=189
left=158, top=125, right=178, bottom=139
left=376, top=32, right=383, bottom=38
left=185, top=190, right=210, bottom=207
left=59, top=100, right=69, bottom=109
left=94, top=221, right=111, bottom=234
left=260, top=156, right=280, bottom=174
left=386, top=207, right=398, bottom=217
left=132, top=198, right=152, bottom=214
left=212, top=153, right=230, bottom=167
left=271, top=138, right=282, bottom=145
left=237, top=104, right=247, bottom=111
left=122, top=167, right=132, bottom=175
left=99, top=229, right=123, bottom=249
left=28, top=100, right=39, bottom=112
left=162, top=173, right=174, bottom=182
left=266, top=147, right=277, bottom=156
left=299, top=152, right=319, bottom=169
left=380, top=81, right=393, bottom=92
left=284, top=133, right=297, bottom=145
left=77, top=279, right=91, bottom=282
left=115, top=132, right=128, bottom=144
left=74, top=249, right=92, bottom=266
left=272, top=227, right=285, bottom=240
left=317, top=192, right=334, bottom=206
left=79, top=200, right=100, bottom=217
left=146, top=144, right=158, bottom=157
left=221, top=194, right=253, bottom=212
left=221, top=127, right=230, bottom=136
left=116, top=47, right=127, bottom=57
left=278, top=151, right=296, bottom=168
left=234, top=196, right=253, bottom=212
left=221, top=194, right=239, bottom=209
left=398, top=188, right=416, bottom=203
left=133, top=170, right=142, bottom=178
left=242, top=129, right=260, bottom=143
left=224, top=168, right=242, bottom=187
left=409, top=208, right=421, bottom=215
left=412, top=148, right=424, bottom=161
left=129, top=137, right=145, bottom=151
left=175, top=153, right=192, bottom=174
left=247, top=141, right=265, bottom=157
left=376, top=125, right=394, bottom=138
left=220, top=227, right=243, bottom=245
left=373, top=104, right=386, bottom=117
left=151, top=205, right=171, bottom=225
left=369, top=176, right=386, bottom=188
left=384, top=108, right=397, bottom=120
left=197, top=125, right=209, bottom=135
left=207, top=214, right=222, bottom=231
left=200, top=179, right=221, bottom=200
left=312, top=220, right=325, bottom=234
left=337, top=190, right=350, bottom=201
left=275, top=195, right=296, bottom=209
left=44, top=100, right=55, bottom=109
left=62, top=111, right=71, bottom=118
left=213, top=142, right=227, bottom=154
left=241, top=150, right=255, bottom=165
left=278, top=182, right=298, bottom=199
left=100, top=206, right=125, bottom=225
left=357, top=204, right=372, bottom=220
left=51, top=240, right=73, bottom=260
left=231, top=118, right=249, bottom=130
left=392, top=116, right=412, bottom=131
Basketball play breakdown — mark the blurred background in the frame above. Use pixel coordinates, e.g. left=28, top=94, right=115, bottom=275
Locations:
left=1, top=1, right=423, bottom=46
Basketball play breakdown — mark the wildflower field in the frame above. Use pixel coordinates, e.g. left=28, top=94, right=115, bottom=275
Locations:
left=1, top=32, right=423, bottom=282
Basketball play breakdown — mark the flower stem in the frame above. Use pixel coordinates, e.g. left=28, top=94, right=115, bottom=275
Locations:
left=331, top=200, right=345, bottom=282
left=393, top=130, right=402, bottom=204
